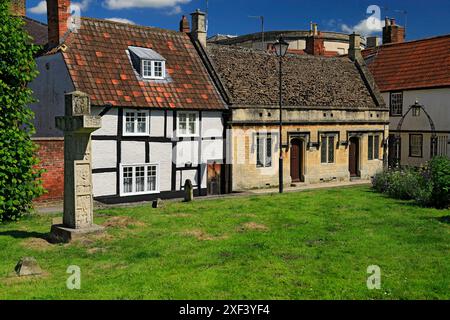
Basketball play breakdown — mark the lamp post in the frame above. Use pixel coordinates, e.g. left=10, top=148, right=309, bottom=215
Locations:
left=273, top=36, right=289, bottom=193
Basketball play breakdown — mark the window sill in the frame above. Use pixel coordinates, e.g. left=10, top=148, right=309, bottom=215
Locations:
left=123, top=132, right=150, bottom=137
left=120, top=190, right=160, bottom=197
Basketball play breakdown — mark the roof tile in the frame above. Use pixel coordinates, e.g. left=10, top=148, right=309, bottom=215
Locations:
left=60, top=18, right=226, bottom=110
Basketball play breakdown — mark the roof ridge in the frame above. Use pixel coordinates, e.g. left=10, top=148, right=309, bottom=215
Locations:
left=363, top=33, right=450, bottom=51
left=209, top=43, right=345, bottom=61
left=80, top=16, right=183, bottom=36
left=22, top=16, right=48, bottom=27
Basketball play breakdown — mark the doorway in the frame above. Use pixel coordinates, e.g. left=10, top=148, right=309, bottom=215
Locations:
left=207, top=162, right=221, bottom=195
left=290, top=139, right=304, bottom=183
left=348, top=137, right=360, bottom=177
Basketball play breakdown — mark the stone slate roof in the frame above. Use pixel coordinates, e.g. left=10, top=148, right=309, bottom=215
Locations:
left=56, top=17, right=225, bottom=110
left=22, top=17, right=48, bottom=46
left=362, top=34, right=450, bottom=92
left=206, top=44, right=379, bottom=109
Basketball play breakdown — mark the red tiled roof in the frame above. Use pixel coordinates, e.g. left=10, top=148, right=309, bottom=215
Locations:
left=60, top=17, right=226, bottom=110
left=362, top=35, right=450, bottom=92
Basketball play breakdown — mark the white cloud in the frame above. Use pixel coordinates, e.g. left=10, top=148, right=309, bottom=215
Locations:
left=28, top=0, right=91, bottom=15
left=28, top=1, right=47, bottom=14
left=106, top=17, right=136, bottom=25
left=340, top=17, right=385, bottom=36
left=104, top=0, right=191, bottom=10
left=166, top=5, right=182, bottom=15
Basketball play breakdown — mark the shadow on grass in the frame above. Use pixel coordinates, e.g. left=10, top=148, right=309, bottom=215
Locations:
left=0, top=230, right=49, bottom=240
left=438, top=216, right=450, bottom=224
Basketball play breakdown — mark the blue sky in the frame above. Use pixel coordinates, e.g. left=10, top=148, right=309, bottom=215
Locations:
left=26, top=0, right=450, bottom=41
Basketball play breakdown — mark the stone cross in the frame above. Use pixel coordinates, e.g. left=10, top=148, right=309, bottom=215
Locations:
left=50, top=91, right=103, bottom=243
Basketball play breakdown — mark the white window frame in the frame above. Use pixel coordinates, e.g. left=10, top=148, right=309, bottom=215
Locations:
left=177, top=111, right=199, bottom=137
left=123, top=109, right=150, bottom=136
left=321, top=135, right=336, bottom=164
left=256, top=133, right=273, bottom=168
left=119, top=163, right=160, bottom=196
left=141, top=60, right=166, bottom=80
left=368, top=134, right=381, bottom=161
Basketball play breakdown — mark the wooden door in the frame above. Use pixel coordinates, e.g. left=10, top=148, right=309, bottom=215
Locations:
left=349, top=137, right=359, bottom=177
left=290, top=139, right=303, bottom=182
left=207, top=162, right=221, bottom=195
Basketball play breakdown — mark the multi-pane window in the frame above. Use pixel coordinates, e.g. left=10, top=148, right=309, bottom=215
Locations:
left=409, top=134, right=423, bottom=158
left=142, top=60, right=165, bottom=79
left=154, top=61, right=163, bottom=78
left=121, top=164, right=159, bottom=195
left=390, top=92, right=403, bottom=116
left=178, top=112, right=198, bottom=136
left=256, top=133, right=272, bottom=168
left=321, top=135, right=335, bottom=164
left=368, top=135, right=380, bottom=160
left=124, top=110, right=149, bottom=135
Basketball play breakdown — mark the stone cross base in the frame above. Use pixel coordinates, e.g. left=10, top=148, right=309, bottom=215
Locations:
left=49, top=224, right=105, bottom=244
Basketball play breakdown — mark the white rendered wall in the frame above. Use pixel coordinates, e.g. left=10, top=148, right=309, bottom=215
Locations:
left=93, top=173, right=117, bottom=197
left=92, top=106, right=118, bottom=136
left=92, top=140, right=117, bottom=169
left=149, top=142, right=173, bottom=192
left=29, top=53, right=75, bottom=137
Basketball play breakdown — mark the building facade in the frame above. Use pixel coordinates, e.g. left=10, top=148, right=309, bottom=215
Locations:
left=206, top=35, right=389, bottom=191
left=363, top=30, right=450, bottom=167
left=29, top=1, right=227, bottom=203
left=208, top=23, right=367, bottom=56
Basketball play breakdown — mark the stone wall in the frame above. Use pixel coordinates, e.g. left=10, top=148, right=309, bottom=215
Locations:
left=33, top=138, right=65, bottom=203
left=231, top=123, right=388, bottom=191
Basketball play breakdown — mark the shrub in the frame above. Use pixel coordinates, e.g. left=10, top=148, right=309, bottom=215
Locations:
left=426, top=156, right=450, bottom=209
left=373, top=157, right=450, bottom=209
left=0, top=3, right=43, bottom=222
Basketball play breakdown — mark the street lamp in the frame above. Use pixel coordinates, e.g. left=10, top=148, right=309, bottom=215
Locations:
left=273, top=36, right=289, bottom=193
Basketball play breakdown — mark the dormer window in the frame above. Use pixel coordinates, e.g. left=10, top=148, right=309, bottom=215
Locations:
left=142, top=60, right=165, bottom=79
left=129, top=46, right=166, bottom=80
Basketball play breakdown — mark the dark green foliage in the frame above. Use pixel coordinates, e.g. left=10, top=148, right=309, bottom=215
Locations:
left=0, top=2, right=43, bottom=222
left=425, top=156, right=450, bottom=209
left=373, top=156, right=450, bottom=209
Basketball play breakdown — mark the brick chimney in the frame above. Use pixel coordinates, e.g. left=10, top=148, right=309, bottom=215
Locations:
left=47, top=0, right=72, bottom=48
left=10, top=0, right=26, bottom=16
left=179, top=15, right=190, bottom=33
left=382, top=18, right=405, bottom=44
left=190, top=9, right=207, bottom=47
left=348, top=33, right=362, bottom=61
left=305, top=23, right=325, bottom=56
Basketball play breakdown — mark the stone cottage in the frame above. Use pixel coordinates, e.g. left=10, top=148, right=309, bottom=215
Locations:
left=205, top=34, right=389, bottom=190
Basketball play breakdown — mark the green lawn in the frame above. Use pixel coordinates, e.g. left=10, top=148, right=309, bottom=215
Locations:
left=0, top=186, right=449, bottom=300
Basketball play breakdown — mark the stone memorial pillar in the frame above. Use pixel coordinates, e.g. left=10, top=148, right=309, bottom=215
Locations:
left=50, top=91, right=104, bottom=243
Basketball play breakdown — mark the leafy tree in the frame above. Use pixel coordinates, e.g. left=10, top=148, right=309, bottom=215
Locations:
left=0, top=1, right=43, bottom=222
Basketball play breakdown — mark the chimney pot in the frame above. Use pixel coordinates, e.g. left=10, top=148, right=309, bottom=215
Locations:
left=305, top=25, right=325, bottom=56
left=382, top=17, right=405, bottom=44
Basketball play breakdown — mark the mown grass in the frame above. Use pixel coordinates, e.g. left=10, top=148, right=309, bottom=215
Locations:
left=0, top=186, right=449, bottom=300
